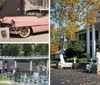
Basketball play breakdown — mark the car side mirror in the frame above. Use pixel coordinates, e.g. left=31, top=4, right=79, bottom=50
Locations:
left=37, top=15, right=43, bottom=18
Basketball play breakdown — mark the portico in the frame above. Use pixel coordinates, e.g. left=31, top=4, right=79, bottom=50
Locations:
left=86, top=24, right=96, bottom=60
left=76, top=10, right=100, bottom=59
left=0, top=56, right=49, bottom=72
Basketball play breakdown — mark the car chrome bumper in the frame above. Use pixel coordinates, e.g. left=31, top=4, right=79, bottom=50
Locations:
left=9, top=31, right=20, bottom=34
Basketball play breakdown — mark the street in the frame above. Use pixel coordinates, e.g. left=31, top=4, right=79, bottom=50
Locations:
left=0, top=32, right=49, bottom=42
left=51, top=68, right=100, bottom=85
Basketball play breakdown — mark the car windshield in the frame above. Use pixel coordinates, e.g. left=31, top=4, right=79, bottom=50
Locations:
left=26, top=9, right=48, bottom=16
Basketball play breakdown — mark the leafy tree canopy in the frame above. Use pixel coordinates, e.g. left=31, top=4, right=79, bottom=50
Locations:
left=67, top=40, right=85, bottom=52
left=0, top=44, right=48, bottom=56
left=33, top=44, right=48, bottom=55
left=51, top=0, right=100, bottom=29
left=50, top=0, right=100, bottom=52
left=50, top=40, right=59, bottom=54
left=22, top=44, right=34, bottom=56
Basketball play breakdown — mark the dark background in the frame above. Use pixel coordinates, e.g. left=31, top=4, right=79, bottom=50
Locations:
left=0, top=0, right=25, bottom=18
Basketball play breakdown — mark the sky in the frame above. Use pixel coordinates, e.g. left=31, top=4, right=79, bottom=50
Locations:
left=50, top=20, right=59, bottom=29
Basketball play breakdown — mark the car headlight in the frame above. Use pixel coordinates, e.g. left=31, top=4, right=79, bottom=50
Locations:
left=0, top=19, right=3, bottom=23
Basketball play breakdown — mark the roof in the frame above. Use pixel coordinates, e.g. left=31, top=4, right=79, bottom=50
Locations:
left=0, top=56, right=48, bottom=60
left=76, top=28, right=87, bottom=33
left=76, top=21, right=100, bottom=33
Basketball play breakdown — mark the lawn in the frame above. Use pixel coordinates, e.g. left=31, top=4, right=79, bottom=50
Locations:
left=0, top=84, right=17, bottom=85
left=0, top=76, right=8, bottom=81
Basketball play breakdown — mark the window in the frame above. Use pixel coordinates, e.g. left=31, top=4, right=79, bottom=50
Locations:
left=79, top=34, right=82, bottom=40
left=26, top=10, right=41, bottom=16
left=26, top=9, right=48, bottom=16
left=96, top=30, right=99, bottom=39
left=79, top=33, right=86, bottom=41
left=83, top=33, right=86, bottom=41
left=90, top=32, right=92, bottom=40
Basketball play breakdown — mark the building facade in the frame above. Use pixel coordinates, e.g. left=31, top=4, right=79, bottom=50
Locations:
left=76, top=10, right=100, bottom=60
left=0, top=0, right=49, bottom=18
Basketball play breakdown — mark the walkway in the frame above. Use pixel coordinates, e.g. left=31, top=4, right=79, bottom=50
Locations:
left=51, top=68, right=100, bottom=85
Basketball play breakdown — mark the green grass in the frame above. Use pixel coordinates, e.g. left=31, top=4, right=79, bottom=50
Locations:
left=0, top=84, right=10, bottom=85
left=0, top=84, right=15, bottom=85
left=0, top=76, right=8, bottom=81
left=0, top=83, right=17, bottom=85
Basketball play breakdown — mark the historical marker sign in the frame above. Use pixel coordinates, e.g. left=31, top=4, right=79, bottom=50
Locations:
left=0, top=27, right=10, bottom=41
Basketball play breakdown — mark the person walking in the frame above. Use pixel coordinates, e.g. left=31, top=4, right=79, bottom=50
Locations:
left=96, top=47, right=100, bottom=75
left=4, top=65, right=8, bottom=73
left=10, top=65, right=14, bottom=73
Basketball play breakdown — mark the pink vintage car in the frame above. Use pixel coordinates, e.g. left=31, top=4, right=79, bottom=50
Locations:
left=0, top=9, right=48, bottom=38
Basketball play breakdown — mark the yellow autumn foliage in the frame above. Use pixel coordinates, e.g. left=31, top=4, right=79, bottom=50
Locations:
left=50, top=40, right=59, bottom=54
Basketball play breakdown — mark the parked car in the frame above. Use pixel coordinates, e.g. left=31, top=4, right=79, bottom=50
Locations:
left=0, top=8, right=49, bottom=38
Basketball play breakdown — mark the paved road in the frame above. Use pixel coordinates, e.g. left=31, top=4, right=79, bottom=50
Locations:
left=51, top=68, right=100, bottom=85
left=0, top=32, right=49, bottom=42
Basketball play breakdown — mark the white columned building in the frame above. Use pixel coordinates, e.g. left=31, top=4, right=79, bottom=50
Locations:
left=76, top=10, right=100, bottom=59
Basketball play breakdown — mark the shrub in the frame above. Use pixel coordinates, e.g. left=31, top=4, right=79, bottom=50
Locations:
left=66, top=57, right=77, bottom=62
left=66, top=57, right=88, bottom=63
left=51, top=60, right=58, bottom=64
left=83, top=53, right=90, bottom=60
left=77, top=58, right=88, bottom=63
left=67, top=40, right=84, bottom=57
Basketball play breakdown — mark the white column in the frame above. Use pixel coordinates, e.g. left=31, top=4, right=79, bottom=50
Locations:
left=43, top=0, right=44, bottom=8
left=14, top=60, right=17, bottom=68
left=0, top=60, right=3, bottom=68
left=0, top=60, right=3, bottom=71
left=45, top=0, right=47, bottom=8
left=87, top=28, right=90, bottom=54
left=30, top=60, right=32, bottom=71
left=47, top=60, right=49, bottom=69
left=92, top=24, right=96, bottom=60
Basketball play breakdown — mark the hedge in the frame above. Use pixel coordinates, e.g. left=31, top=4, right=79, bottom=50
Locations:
left=66, top=57, right=88, bottom=63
